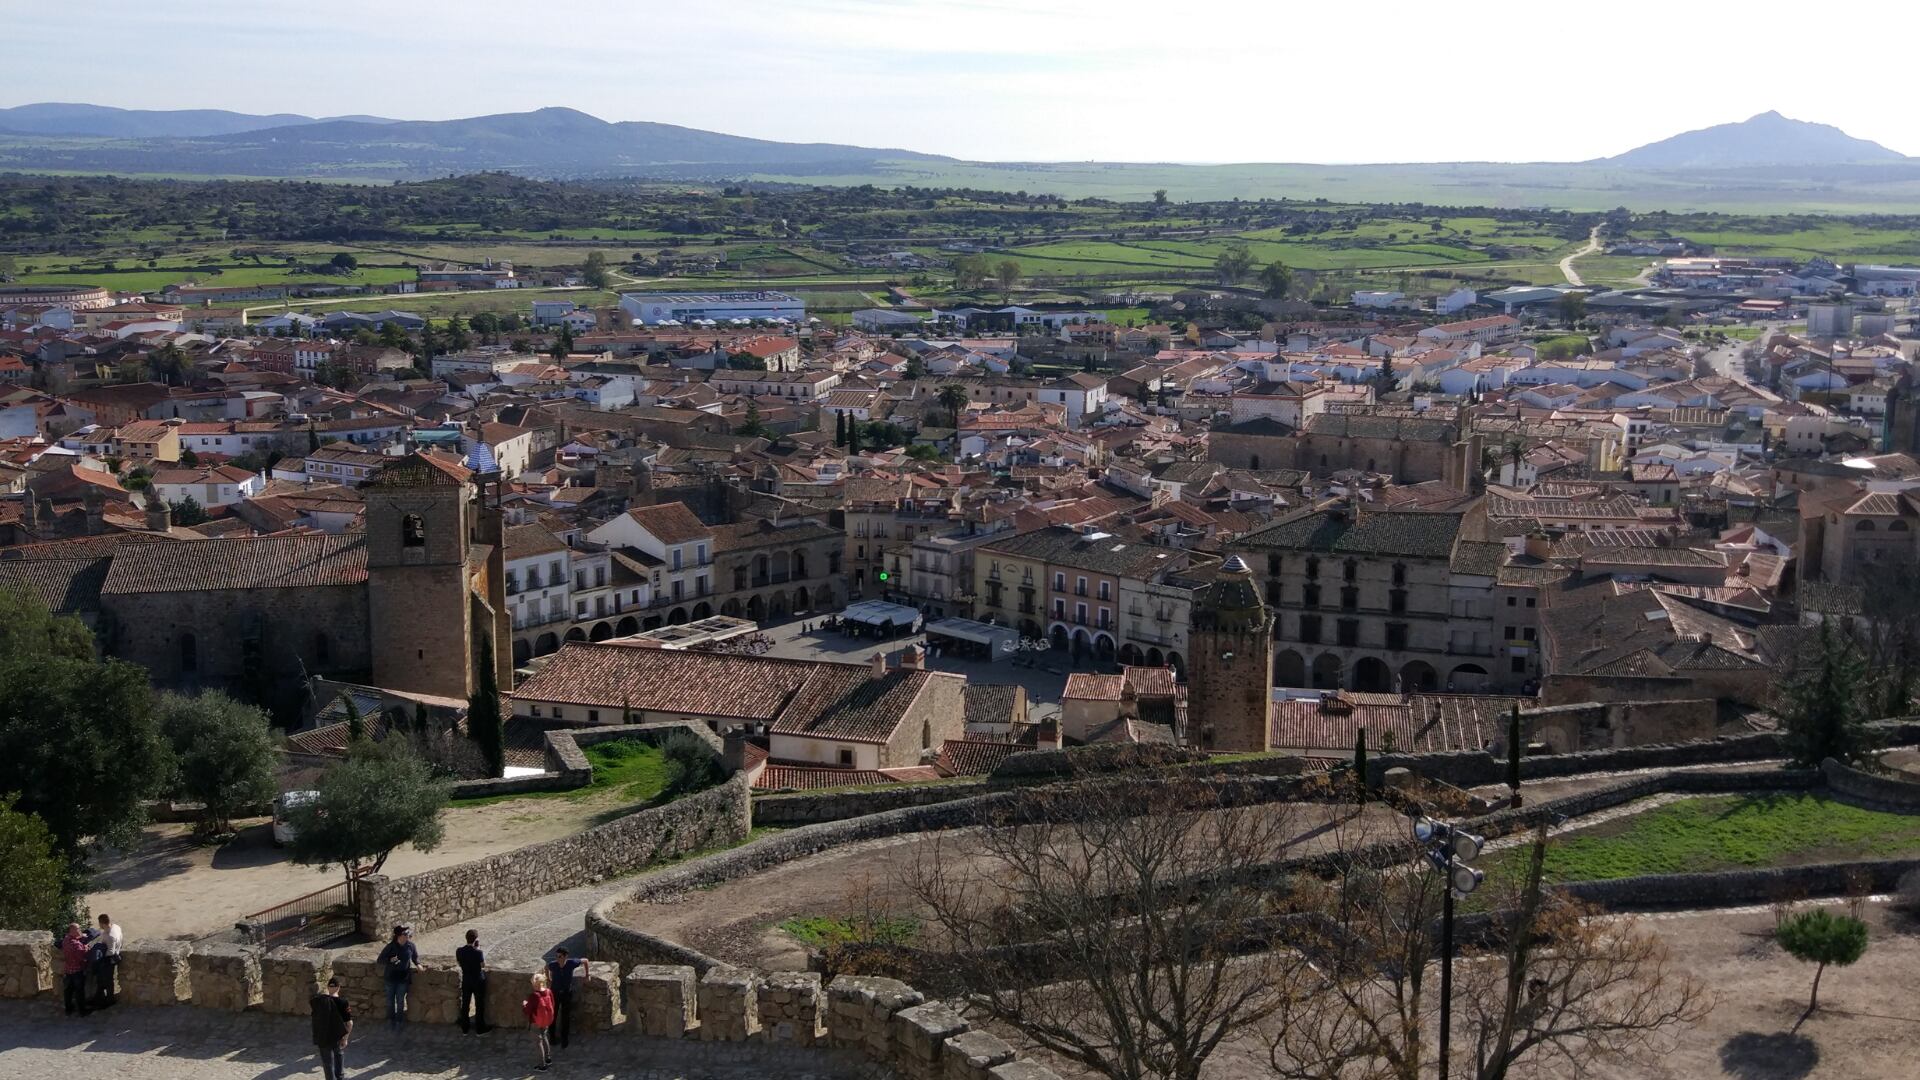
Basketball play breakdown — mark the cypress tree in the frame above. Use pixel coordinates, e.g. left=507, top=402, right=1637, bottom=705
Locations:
left=1353, top=729, right=1368, bottom=802
left=1507, top=703, right=1523, bottom=807
left=414, top=700, right=429, bottom=735
left=469, top=633, right=504, bottom=777
left=343, top=694, right=365, bottom=743
left=834, top=411, right=847, bottom=447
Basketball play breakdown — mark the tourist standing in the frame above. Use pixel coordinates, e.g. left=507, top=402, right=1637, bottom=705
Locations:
left=455, top=928, right=491, bottom=1035
left=543, top=947, right=590, bottom=1050
left=59, top=924, right=90, bottom=1017
left=309, top=975, right=353, bottom=1080
left=523, top=972, right=556, bottom=1072
left=92, top=913, right=122, bottom=1008
left=375, top=925, right=424, bottom=1031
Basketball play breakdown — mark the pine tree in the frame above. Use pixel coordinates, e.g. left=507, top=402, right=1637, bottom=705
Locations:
left=1353, top=729, right=1368, bottom=802
left=1779, top=620, right=1879, bottom=767
left=468, top=633, right=505, bottom=777
left=1507, top=703, right=1524, bottom=807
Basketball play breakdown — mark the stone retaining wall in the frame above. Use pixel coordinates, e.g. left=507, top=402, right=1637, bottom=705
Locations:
left=119, top=941, right=192, bottom=1006
left=1563, top=857, right=1920, bottom=910
left=360, top=769, right=750, bottom=937
left=186, top=943, right=261, bottom=1011
left=0, top=932, right=49, bottom=1000
left=1822, top=757, right=1920, bottom=811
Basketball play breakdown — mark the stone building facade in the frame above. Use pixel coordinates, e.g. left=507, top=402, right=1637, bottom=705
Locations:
left=1184, top=555, right=1272, bottom=753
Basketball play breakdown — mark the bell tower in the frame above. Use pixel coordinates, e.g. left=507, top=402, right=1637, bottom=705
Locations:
left=363, top=454, right=480, bottom=700
left=1186, top=554, right=1273, bottom=753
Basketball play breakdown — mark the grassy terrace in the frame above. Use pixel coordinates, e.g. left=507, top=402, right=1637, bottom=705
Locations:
left=1492, top=794, right=1920, bottom=884
left=452, top=738, right=674, bottom=809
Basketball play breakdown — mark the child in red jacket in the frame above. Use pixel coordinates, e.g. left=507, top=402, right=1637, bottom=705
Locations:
left=522, top=972, right=556, bottom=1072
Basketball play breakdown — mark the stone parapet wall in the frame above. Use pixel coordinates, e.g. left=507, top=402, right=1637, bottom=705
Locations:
left=361, top=769, right=750, bottom=937
left=119, top=941, right=191, bottom=1006
left=626, top=965, right=698, bottom=1038
left=756, top=970, right=824, bottom=1046
left=186, top=943, right=262, bottom=1011
left=259, top=947, right=330, bottom=1016
left=697, top=968, right=760, bottom=1042
left=0, top=932, right=50, bottom=1000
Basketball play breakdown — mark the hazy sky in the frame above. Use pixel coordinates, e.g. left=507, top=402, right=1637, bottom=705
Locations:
left=12, top=0, right=1918, bottom=162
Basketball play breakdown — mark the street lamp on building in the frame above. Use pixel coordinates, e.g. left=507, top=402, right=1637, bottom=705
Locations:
left=1411, top=813, right=1485, bottom=1080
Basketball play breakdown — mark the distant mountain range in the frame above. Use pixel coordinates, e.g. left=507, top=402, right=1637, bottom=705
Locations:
left=1596, top=111, right=1909, bottom=168
left=0, top=102, right=398, bottom=138
left=1, top=103, right=1918, bottom=211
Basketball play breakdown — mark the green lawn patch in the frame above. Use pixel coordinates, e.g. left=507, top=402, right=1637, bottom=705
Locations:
left=778, top=914, right=919, bottom=948
left=1494, top=794, right=1920, bottom=885
left=452, top=738, right=689, bottom=809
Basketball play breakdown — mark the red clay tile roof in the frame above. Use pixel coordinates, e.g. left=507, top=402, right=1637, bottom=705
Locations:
left=100, top=532, right=367, bottom=594
left=363, top=451, right=471, bottom=489
left=1121, top=665, right=1178, bottom=698
left=624, top=501, right=712, bottom=544
left=936, top=739, right=1018, bottom=776
left=755, top=763, right=894, bottom=791
left=1063, top=673, right=1126, bottom=701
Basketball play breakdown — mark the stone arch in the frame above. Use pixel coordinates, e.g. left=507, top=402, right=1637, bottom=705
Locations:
left=565, top=627, right=587, bottom=642
left=616, top=616, right=639, bottom=636
left=722, top=598, right=743, bottom=617
left=814, top=585, right=835, bottom=610
left=1071, top=627, right=1092, bottom=658
left=1165, top=651, right=1184, bottom=679
left=1049, top=624, right=1069, bottom=652
left=1311, top=652, right=1342, bottom=689
left=535, top=632, right=560, bottom=655
left=693, top=602, right=713, bottom=620
left=1019, top=618, right=1042, bottom=641
left=1146, top=647, right=1164, bottom=667
left=1352, top=655, right=1392, bottom=693
left=1274, top=648, right=1307, bottom=686
left=1449, top=662, right=1489, bottom=692
left=1120, top=643, right=1144, bottom=665
left=771, top=594, right=788, bottom=619
left=1094, top=633, right=1116, bottom=660
left=1400, top=660, right=1438, bottom=693
left=589, top=621, right=613, bottom=642
left=747, top=595, right=766, bottom=621
left=642, top=615, right=664, bottom=630
left=512, top=638, right=533, bottom=665
left=669, top=607, right=689, bottom=626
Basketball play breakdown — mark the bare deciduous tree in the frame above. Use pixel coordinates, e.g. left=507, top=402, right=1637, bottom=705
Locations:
left=905, top=779, right=1321, bottom=1080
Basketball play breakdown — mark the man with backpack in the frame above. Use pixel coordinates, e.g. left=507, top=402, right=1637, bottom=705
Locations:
left=309, top=975, right=353, bottom=1080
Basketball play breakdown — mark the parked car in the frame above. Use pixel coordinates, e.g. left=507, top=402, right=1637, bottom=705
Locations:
left=271, top=790, right=318, bottom=847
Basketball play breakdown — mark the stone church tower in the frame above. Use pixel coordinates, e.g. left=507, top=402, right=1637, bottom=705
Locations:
left=363, top=454, right=508, bottom=701
left=1186, top=554, right=1273, bottom=753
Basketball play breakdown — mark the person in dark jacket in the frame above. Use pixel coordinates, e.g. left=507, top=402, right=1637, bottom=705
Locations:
left=542, top=947, right=590, bottom=1050
left=454, top=928, right=491, bottom=1034
left=309, top=975, right=353, bottom=1080
left=374, top=925, right=425, bottom=1031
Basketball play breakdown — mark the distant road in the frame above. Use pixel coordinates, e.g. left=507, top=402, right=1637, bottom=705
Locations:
left=1560, top=226, right=1602, bottom=287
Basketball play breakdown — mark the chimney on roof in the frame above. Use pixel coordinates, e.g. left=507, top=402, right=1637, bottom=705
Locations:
left=82, top=483, right=104, bottom=535
left=900, top=643, right=925, bottom=672
left=870, top=652, right=888, bottom=680
left=145, top=496, right=171, bottom=533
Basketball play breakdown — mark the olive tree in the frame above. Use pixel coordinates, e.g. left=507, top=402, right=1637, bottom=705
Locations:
left=287, top=740, right=449, bottom=890
left=156, top=690, right=279, bottom=835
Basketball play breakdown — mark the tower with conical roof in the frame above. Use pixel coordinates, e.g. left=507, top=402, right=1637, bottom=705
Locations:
left=1186, top=554, right=1273, bottom=753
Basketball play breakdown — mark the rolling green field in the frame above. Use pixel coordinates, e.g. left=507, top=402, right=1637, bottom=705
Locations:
left=1654, top=220, right=1920, bottom=262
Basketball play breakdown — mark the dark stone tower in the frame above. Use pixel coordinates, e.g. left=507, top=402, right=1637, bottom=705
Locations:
left=363, top=454, right=487, bottom=700
left=1186, top=554, right=1273, bottom=753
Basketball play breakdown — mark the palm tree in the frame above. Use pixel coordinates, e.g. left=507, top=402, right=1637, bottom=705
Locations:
left=1505, top=438, right=1527, bottom=486
left=936, top=384, right=969, bottom=428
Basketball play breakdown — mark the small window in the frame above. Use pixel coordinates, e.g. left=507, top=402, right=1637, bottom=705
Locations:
left=179, top=633, right=198, bottom=672
left=402, top=513, right=426, bottom=547
left=588, top=709, right=600, bottom=724
left=1507, top=596, right=1517, bottom=607
left=532, top=705, right=543, bottom=718
left=1525, top=598, right=1536, bottom=608
left=838, top=748, right=854, bottom=767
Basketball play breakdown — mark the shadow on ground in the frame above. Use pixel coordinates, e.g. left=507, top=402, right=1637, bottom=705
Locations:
left=1718, top=1030, right=1818, bottom=1080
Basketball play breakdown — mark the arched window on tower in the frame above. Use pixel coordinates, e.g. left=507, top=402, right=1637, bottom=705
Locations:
left=402, top=513, right=426, bottom=547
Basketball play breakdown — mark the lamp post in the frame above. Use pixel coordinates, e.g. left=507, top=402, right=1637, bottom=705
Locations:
left=1412, top=814, right=1485, bottom=1080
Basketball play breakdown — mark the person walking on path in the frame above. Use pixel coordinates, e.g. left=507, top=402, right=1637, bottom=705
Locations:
left=455, top=929, right=491, bottom=1035
left=543, top=947, right=590, bottom=1051
left=92, top=914, right=122, bottom=1008
left=309, top=975, right=353, bottom=1080
left=522, top=972, right=556, bottom=1072
left=375, top=925, right=425, bottom=1031
left=59, top=924, right=90, bottom=1017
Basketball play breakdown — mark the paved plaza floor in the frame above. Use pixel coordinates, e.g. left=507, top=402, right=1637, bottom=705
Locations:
left=0, top=1003, right=878, bottom=1080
